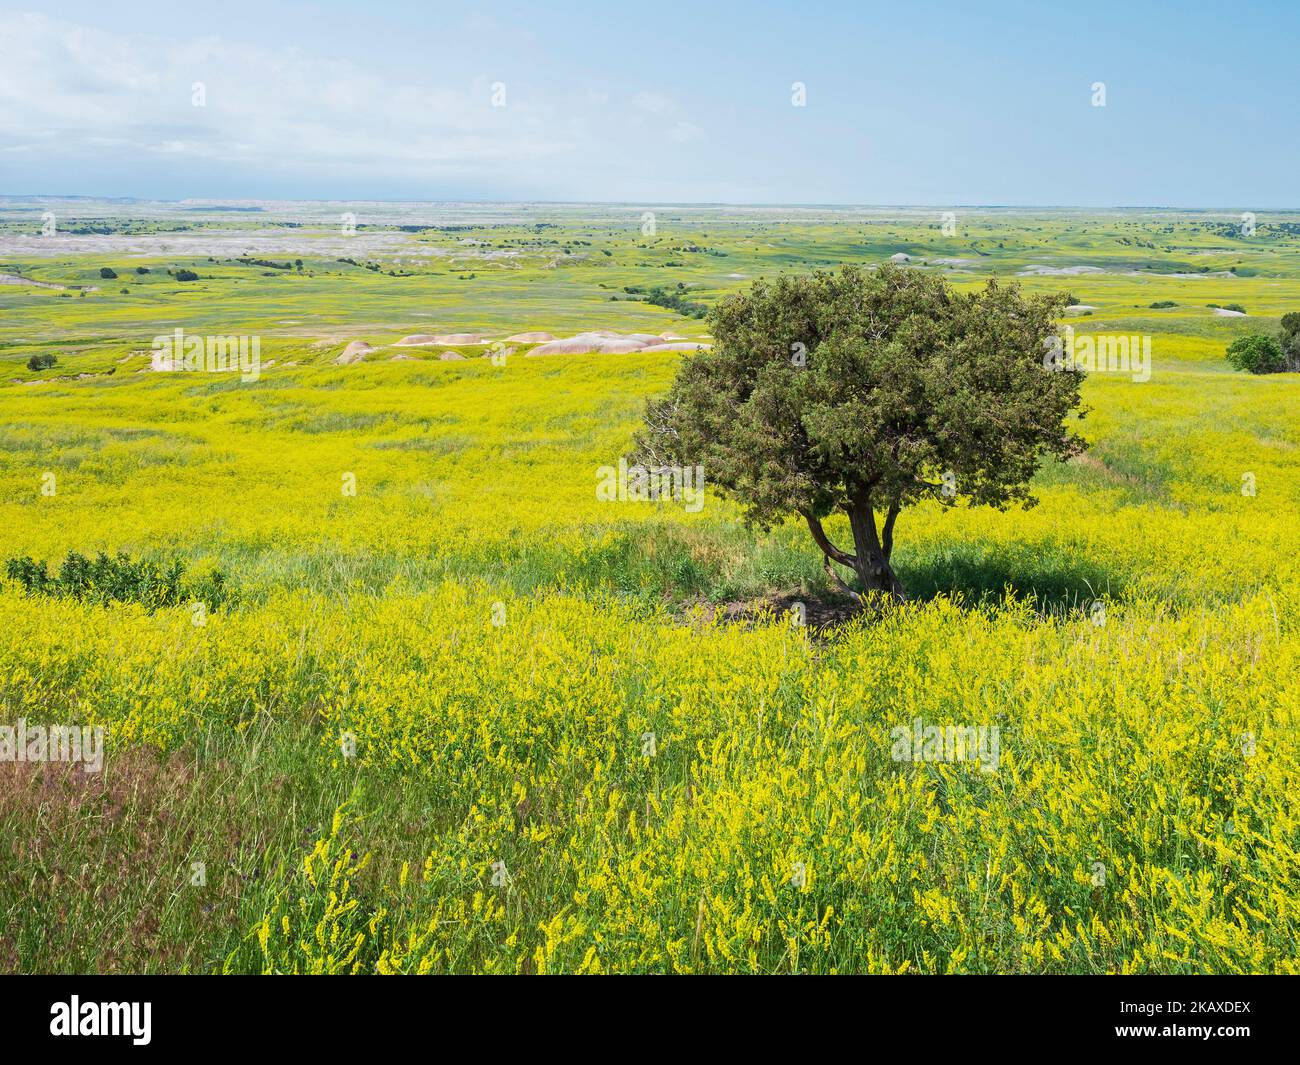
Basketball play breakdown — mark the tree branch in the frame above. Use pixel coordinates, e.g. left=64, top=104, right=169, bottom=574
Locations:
left=881, top=502, right=900, bottom=558
left=822, top=554, right=861, bottom=600
left=801, top=511, right=857, bottom=568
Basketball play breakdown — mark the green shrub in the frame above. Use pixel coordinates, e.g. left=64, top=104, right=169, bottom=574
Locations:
left=25, top=353, right=57, bottom=371
left=4, top=551, right=234, bottom=611
left=1225, top=333, right=1285, bottom=374
left=623, top=282, right=708, bottom=318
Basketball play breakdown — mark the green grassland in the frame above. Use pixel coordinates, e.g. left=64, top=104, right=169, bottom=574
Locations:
left=3, top=204, right=1297, bottom=376
left=0, top=202, right=1297, bottom=974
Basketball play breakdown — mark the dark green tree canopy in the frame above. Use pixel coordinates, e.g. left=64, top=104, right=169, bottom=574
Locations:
left=634, top=265, right=1087, bottom=600
left=1226, top=333, right=1286, bottom=375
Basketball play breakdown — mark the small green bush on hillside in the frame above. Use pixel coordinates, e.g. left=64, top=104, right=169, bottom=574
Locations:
left=1225, top=333, right=1285, bottom=374
left=5, top=551, right=233, bottom=611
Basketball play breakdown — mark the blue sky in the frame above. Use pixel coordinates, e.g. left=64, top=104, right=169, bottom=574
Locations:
left=2, top=0, right=1297, bottom=206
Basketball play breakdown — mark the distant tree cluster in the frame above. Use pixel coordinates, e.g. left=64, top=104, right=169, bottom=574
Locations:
left=26, top=353, right=57, bottom=371
left=236, top=256, right=292, bottom=270
left=624, top=283, right=708, bottom=319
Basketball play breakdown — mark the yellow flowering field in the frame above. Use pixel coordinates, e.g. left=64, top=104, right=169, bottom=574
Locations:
left=1, top=210, right=1298, bottom=975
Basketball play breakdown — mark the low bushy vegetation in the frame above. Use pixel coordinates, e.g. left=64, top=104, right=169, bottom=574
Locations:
left=1226, top=334, right=1285, bottom=374
left=5, top=551, right=232, bottom=611
left=625, top=282, right=708, bottom=318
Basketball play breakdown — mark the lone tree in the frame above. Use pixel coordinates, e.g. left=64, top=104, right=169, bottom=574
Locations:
left=633, top=265, right=1087, bottom=601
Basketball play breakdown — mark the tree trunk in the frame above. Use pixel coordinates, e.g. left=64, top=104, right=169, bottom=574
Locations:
left=847, top=496, right=905, bottom=601
left=802, top=499, right=906, bottom=603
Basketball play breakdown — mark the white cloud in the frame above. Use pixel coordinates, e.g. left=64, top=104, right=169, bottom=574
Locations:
left=0, top=12, right=572, bottom=182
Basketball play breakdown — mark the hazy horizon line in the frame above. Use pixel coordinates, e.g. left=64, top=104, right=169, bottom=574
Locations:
left=3, top=195, right=1297, bottom=214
